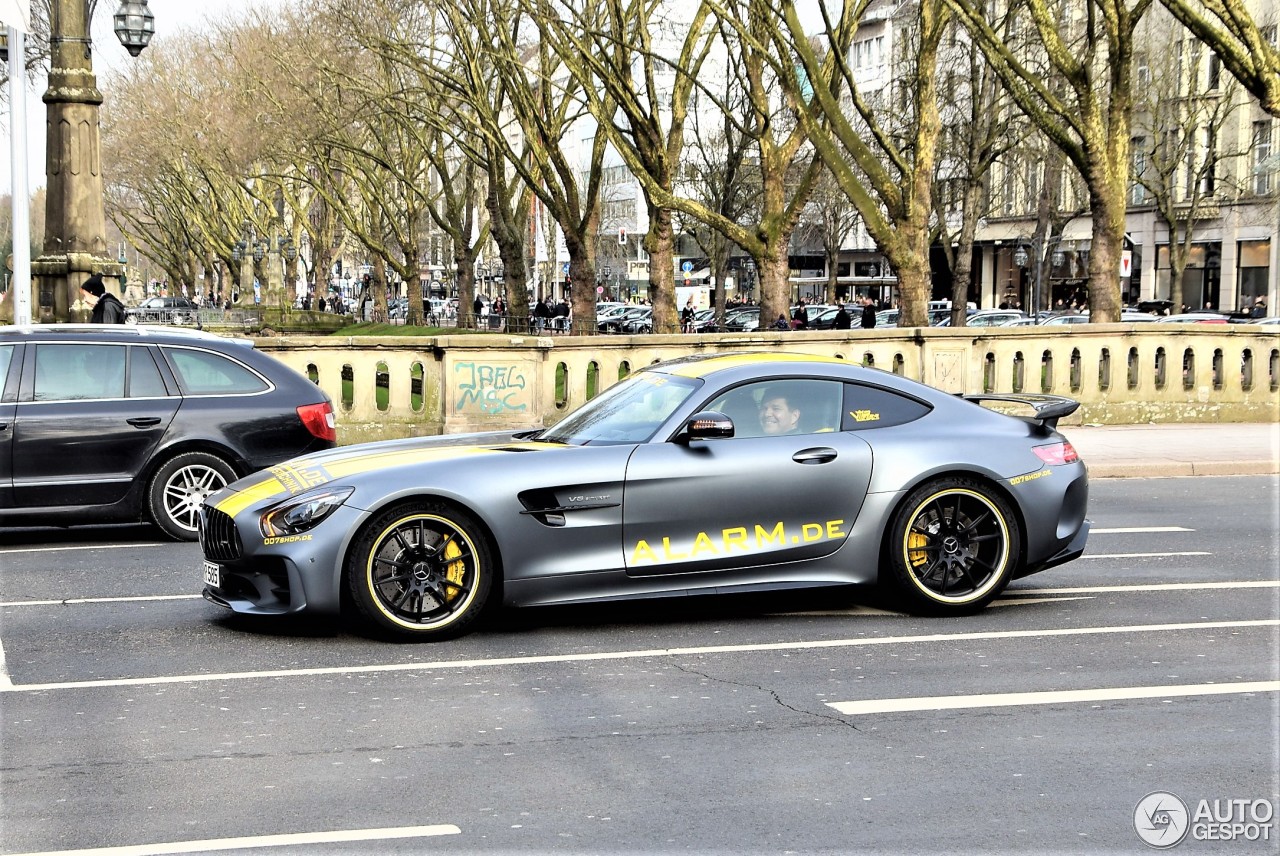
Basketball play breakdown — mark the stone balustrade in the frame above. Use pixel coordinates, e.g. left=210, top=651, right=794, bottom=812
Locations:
left=255, top=325, right=1280, bottom=445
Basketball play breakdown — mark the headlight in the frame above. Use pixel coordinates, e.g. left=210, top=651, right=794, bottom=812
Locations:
left=260, top=487, right=355, bottom=537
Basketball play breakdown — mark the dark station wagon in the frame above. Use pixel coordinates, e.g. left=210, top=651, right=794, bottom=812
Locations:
left=0, top=324, right=336, bottom=540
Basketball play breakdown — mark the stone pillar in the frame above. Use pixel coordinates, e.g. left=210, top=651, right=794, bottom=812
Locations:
left=31, top=0, right=124, bottom=322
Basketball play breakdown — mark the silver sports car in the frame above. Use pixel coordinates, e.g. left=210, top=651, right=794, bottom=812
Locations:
left=199, top=353, right=1089, bottom=640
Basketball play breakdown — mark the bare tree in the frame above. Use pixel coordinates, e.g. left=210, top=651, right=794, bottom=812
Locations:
left=1158, top=0, right=1280, bottom=116
left=1132, top=15, right=1251, bottom=311
left=945, top=0, right=1156, bottom=323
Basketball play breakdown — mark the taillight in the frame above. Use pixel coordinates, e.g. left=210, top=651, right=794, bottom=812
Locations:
left=297, top=402, right=337, bottom=442
left=1033, top=441, right=1078, bottom=465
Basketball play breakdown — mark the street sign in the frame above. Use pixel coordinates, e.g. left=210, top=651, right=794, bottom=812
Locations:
left=1120, top=250, right=1132, bottom=278
left=681, top=260, right=693, bottom=273
left=596, top=285, right=604, bottom=294
left=562, top=262, right=570, bottom=274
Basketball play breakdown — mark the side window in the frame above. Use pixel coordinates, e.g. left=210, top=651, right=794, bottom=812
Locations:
left=33, top=344, right=126, bottom=401
left=0, top=345, right=13, bottom=398
left=128, top=347, right=169, bottom=398
left=706, top=379, right=844, bottom=438
left=842, top=383, right=932, bottom=430
left=163, top=347, right=269, bottom=395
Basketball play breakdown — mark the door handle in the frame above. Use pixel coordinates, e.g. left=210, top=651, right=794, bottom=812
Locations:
left=792, top=447, right=837, bottom=464
left=126, top=417, right=162, bottom=428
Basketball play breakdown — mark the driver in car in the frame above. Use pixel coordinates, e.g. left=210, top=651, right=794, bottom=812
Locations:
left=758, top=390, right=802, bottom=435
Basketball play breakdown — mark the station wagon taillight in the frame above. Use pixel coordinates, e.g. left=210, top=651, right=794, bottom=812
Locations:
left=1033, top=441, right=1079, bottom=465
left=297, top=402, right=337, bottom=442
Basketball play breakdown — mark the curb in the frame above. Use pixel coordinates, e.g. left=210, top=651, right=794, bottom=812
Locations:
left=1087, top=461, right=1279, bottom=479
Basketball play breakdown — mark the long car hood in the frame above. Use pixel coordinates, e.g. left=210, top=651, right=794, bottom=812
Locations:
left=210, top=429, right=567, bottom=517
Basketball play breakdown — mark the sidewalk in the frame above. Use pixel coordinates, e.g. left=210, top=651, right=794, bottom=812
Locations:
left=1064, top=422, right=1280, bottom=478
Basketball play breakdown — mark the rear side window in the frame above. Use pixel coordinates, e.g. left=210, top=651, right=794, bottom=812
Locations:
left=841, top=383, right=932, bottom=430
left=128, top=347, right=169, bottom=398
left=0, top=345, right=13, bottom=398
left=163, top=346, right=269, bottom=395
left=33, top=344, right=126, bottom=401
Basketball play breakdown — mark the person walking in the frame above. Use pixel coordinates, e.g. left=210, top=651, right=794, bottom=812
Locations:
left=80, top=274, right=126, bottom=323
left=860, top=296, right=877, bottom=329
left=833, top=304, right=851, bottom=330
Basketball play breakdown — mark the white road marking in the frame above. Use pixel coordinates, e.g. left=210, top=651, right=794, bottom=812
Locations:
left=1090, top=527, right=1194, bottom=534
left=0, top=543, right=168, bottom=555
left=0, top=635, right=12, bottom=690
left=1009, top=580, right=1280, bottom=595
left=826, top=680, right=1280, bottom=716
left=988, top=596, right=1095, bottom=607
left=2, top=619, right=1274, bottom=694
left=2, top=824, right=461, bottom=856
left=0, top=594, right=201, bottom=608
left=1083, top=551, right=1211, bottom=559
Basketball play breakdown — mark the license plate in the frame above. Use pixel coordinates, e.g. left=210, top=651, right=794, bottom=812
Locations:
left=203, top=561, right=221, bottom=589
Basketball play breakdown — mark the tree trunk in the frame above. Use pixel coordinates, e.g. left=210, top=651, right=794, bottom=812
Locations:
left=644, top=201, right=678, bottom=335
left=564, top=228, right=598, bottom=335
left=825, top=247, right=839, bottom=305
left=1086, top=182, right=1125, bottom=323
left=758, top=247, right=791, bottom=332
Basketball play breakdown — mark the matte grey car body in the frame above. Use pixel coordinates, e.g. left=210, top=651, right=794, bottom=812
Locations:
left=199, top=353, right=1089, bottom=639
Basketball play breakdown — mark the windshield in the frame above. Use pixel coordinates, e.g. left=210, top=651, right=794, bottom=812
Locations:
left=538, top=371, right=702, bottom=446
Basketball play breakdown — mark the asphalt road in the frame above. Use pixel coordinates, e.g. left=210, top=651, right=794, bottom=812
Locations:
left=1, top=475, right=1277, bottom=855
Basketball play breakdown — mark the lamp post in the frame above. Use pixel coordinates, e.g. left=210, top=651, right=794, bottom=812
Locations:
left=31, top=1, right=155, bottom=322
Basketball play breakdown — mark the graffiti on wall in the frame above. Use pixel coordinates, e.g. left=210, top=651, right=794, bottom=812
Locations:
left=453, top=361, right=531, bottom=415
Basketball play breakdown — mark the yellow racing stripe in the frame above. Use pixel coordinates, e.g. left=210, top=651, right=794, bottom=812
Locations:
left=212, top=443, right=550, bottom=518
left=664, top=352, right=846, bottom=378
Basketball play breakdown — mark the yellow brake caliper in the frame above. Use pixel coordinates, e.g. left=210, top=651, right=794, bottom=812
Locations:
left=442, top=539, right=466, bottom=602
left=907, top=530, right=930, bottom=568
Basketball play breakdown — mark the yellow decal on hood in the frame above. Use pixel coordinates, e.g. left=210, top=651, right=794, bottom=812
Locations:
left=213, top=445, right=515, bottom=518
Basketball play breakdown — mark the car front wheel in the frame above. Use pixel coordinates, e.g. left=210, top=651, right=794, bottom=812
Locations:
left=883, top=477, right=1020, bottom=614
left=347, top=501, right=494, bottom=640
left=148, top=452, right=236, bottom=541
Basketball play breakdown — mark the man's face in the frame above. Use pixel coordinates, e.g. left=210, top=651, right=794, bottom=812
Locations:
left=759, top=396, right=800, bottom=435
left=80, top=289, right=99, bottom=306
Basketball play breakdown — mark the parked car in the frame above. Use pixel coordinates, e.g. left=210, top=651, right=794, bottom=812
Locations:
left=1157, top=312, right=1230, bottom=324
left=936, top=310, right=1027, bottom=328
left=125, top=296, right=199, bottom=326
left=722, top=307, right=762, bottom=332
left=0, top=324, right=337, bottom=540
left=1041, top=314, right=1090, bottom=326
left=599, top=305, right=650, bottom=333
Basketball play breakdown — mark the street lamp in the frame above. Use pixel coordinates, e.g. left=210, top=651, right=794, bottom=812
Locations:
left=29, top=1, right=159, bottom=322
left=113, top=1, right=155, bottom=57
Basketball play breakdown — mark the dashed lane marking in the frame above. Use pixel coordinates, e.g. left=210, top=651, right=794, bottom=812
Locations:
left=1, top=618, right=1274, bottom=694
left=0, top=543, right=168, bottom=555
left=2, top=824, right=462, bottom=856
left=1090, top=527, right=1194, bottom=533
left=0, top=594, right=201, bottom=608
left=826, top=680, right=1280, bottom=716
left=1083, top=551, right=1211, bottom=559
left=1008, top=580, right=1280, bottom=595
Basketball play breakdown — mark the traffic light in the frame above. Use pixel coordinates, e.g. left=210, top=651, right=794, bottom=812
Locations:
left=618, top=227, right=627, bottom=245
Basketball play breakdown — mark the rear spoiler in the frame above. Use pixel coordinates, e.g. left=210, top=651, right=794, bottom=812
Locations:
left=960, top=393, right=1080, bottom=431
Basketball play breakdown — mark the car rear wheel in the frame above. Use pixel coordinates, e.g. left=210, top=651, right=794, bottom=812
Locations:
left=347, top=501, right=494, bottom=640
left=148, top=452, right=237, bottom=541
left=883, top=477, right=1020, bottom=614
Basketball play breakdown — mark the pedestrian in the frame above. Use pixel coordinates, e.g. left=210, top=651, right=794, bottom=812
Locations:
left=834, top=304, right=851, bottom=330
left=473, top=294, right=484, bottom=322
left=860, top=296, right=876, bottom=329
left=791, top=301, right=808, bottom=330
left=533, top=297, right=552, bottom=333
left=681, top=297, right=696, bottom=333
left=80, top=274, right=126, bottom=323
left=1251, top=296, right=1268, bottom=319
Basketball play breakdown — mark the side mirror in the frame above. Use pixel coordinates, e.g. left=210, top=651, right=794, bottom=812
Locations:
left=681, top=410, right=734, bottom=442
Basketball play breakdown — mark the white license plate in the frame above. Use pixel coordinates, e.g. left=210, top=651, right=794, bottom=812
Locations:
left=203, top=561, right=221, bottom=589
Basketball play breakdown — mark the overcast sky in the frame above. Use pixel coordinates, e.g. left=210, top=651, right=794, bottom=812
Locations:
left=3, top=0, right=294, bottom=195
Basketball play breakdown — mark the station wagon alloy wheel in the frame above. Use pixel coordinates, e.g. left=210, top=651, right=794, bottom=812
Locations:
left=348, top=502, right=493, bottom=639
left=149, top=453, right=236, bottom=541
left=886, top=478, right=1020, bottom=613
